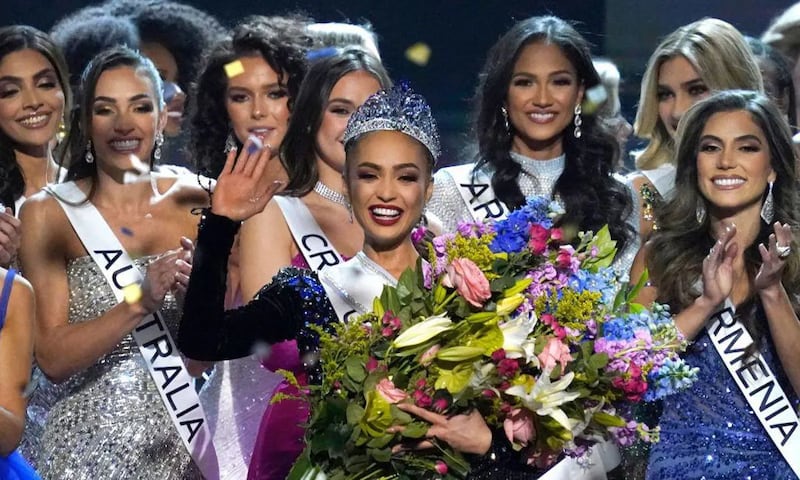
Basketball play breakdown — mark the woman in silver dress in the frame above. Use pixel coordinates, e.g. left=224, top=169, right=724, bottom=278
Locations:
left=19, top=47, right=210, bottom=479
left=427, top=16, right=639, bottom=281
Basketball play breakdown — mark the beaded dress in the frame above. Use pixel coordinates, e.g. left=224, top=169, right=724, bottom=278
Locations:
left=647, top=317, right=798, bottom=479
left=21, top=256, right=201, bottom=480
left=427, top=152, right=640, bottom=282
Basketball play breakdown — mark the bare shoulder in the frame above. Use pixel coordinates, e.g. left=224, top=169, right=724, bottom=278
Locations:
left=19, top=189, right=70, bottom=231
left=156, top=173, right=211, bottom=208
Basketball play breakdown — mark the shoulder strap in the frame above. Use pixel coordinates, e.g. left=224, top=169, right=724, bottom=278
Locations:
left=45, top=181, right=221, bottom=479
left=274, top=195, right=344, bottom=272
left=446, top=164, right=509, bottom=223
left=0, top=268, right=16, bottom=330
left=706, top=299, right=800, bottom=475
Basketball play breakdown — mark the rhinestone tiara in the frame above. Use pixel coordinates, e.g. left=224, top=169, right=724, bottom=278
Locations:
left=343, top=82, right=441, bottom=161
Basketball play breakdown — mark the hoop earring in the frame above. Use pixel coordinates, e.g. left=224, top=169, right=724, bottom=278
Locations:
left=224, top=133, right=237, bottom=154
left=761, top=181, right=774, bottom=224
left=500, top=106, right=510, bottom=134
left=153, top=133, right=164, bottom=162
left=573, top=104, right=582, bottom=139
left=85, top=140, right=94, bottom=164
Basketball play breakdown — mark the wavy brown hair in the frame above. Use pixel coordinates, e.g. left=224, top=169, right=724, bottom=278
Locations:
left=648, top=90, right=800, bottom=347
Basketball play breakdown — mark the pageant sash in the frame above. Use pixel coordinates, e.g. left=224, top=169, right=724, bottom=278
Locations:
left=707, top=299, right=800, bottom=476
left=45, top=182, right=220, bottom=479
left=447, top=164, right=510, bottom=223
left=537, top=439, right=619, bottom=480
left=274, top=196, right=344, bottom=271
left=319, top=253, right=396, bottom=323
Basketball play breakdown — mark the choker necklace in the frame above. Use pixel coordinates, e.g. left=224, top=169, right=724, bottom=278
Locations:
left=314, top=181, right=348, bottom=207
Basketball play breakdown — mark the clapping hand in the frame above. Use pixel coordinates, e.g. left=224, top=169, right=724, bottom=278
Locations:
left=755, top=222, right=794, bottom=292
left=172, top=236, right=194, bottom=303
left=211, top=137, right=284, bottom=222
left=0, top=206, right=21, bottom=267
left=139, top=249, right=184, bottom=315
left=700, top=223, right=737, bottom=307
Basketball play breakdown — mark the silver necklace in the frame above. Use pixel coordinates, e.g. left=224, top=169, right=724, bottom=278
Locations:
left=313, top=181, right=348, bottom=207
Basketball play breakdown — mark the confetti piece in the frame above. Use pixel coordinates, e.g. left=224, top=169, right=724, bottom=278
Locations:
left=246, top=135, right=263, bottom=155
left=224, top=60, right=245, bottom=78
left=251, top=341, right=272, bottom=360
left=162, top=81, right=179, bottom=103
left=122, top=283, right=143, bottom=304
left=405, top=42, right=431, bottom=66
left=121, top=227, right=134, bottom=236
left=581, top=84, right=608, bottom=115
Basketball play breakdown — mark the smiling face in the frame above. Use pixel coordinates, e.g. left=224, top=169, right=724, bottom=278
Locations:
left=316, top=70, right=382, bottom=174
left=90, top=65, right=164, bottom=172
left=505, top=40, right=584, bottom=159
left=696, top=109, right=775, bottom=218
left=346, top=130, right=433, bottom=251
left=0, top=48, right=65, bottom=154
left=657, top=55, right=710, bottom=137
left=225, top=55, right=289, bottom=155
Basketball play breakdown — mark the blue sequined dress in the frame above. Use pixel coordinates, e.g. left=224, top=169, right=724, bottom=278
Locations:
left=647, top=326, right=798, bottom=479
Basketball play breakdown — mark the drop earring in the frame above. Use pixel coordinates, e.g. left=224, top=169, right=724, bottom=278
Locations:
left=85, top=140, right=94, bottom=164
left=224, top=133, right=237, bottom=153
left=153, top=133, right=164, bottom=161
left=573, top=104, right=582, bottom=138
left=500, top=106, right=510, bottom=133
left=760, top=181, right=774, bottom=224
left=696, top=200, right=706, bottom=224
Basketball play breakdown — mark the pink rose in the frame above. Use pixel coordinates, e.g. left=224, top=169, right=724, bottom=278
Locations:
left=503, top=408, right=536, bottom=446
left=375, top=378, right=408, bottom=404
left=442, top=258, right=491, bottom=307
left=434, top=460, right=448, bottom=475
left=538, top=337, right=572, bottom=374
left=528, top=224, right=550, bottom=254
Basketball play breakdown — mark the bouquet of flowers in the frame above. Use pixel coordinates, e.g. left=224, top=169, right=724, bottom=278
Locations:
left=287, top=197, right=698, bottom=480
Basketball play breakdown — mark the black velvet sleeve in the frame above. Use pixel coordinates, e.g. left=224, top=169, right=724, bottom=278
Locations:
left=466, top=429, right=534, bottom=480
left=179, top=210, right=313, bottom=361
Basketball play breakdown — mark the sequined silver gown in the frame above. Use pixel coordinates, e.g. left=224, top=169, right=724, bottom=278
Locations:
left=428, top=153, right=640, bottom=281
left=21, top=256, right=202, bottom=480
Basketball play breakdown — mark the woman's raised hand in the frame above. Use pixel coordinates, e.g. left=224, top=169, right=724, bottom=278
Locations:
left=700, top=223, right=737, bottom=306
left=755, top=222, right=794, bottom=292
left=211, top=136, right=285, bottom=221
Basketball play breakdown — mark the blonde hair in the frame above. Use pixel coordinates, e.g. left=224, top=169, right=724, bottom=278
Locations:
left=762, top=3, right=800, bottom=63
left=634, top=18, right=763, bottom=170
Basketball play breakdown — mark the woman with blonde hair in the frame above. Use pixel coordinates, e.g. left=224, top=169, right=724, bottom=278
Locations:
left=629, top=18, right=763, bottom=240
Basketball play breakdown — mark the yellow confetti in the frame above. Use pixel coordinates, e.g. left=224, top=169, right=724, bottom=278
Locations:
left=123, top=283, right=143, bottom=304
left=224, top=60, right=245, bottom=78
left=405, top=42, right=431, bottom=66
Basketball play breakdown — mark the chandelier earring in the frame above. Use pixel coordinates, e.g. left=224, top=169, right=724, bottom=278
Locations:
left=153, top=133, right=164, bottom=161
left=500, top=106, right=510, bottom=134
left=573, top=104, right=582, bottom=139
left=56, top=117, right=67, bottom=144
left=224, top=133, right=237, bottom=154
left=760, top=181, right=774, bottom=224
left=85, top=140, right=94, bottom=164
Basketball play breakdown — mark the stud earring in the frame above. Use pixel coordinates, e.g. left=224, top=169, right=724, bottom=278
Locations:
left=573, top=104, right=582, bottom=139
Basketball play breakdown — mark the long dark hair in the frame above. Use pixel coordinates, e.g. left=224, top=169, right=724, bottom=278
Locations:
left=472, top=15, right=633, bottom=252
left=281, top=47, right=391, bottom=196
left=63, top=47, right=163, bottom=187
left=0, top=25, right=71, bottom=211
left=188, top=15, right=312, bottom=179
left=649, top=90, right=800, bottom=349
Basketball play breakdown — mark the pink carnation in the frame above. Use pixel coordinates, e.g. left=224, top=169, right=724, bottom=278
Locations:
left=375, top=378, right=407, bottom=404
left=442, top=258, right=491, bottom=307
left=538, top=337, right=573, bottom=374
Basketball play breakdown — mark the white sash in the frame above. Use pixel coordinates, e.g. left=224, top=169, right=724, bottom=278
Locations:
left=319, top=254, right=396, bottom=323
left=707, top=299, right=800, bottom=475
left=46, top=182, right=220, bottom=479
left=274, top=196, right=345, bottom=271
left=447, top=164, right=510, bottom=223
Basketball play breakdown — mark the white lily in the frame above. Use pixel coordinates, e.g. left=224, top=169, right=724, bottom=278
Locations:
left=392, top=313, right=453, bottom=349
left=500, top=312, right=538, bottom=363
left=505, top=372, right=581, bottom=432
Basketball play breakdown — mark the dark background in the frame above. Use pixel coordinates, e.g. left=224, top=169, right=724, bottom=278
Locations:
left=2, top=0, right=793, bottom=166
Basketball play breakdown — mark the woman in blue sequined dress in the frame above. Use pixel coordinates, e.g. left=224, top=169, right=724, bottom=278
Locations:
left=0, top=268, right=38, bottom=480
left=631, top=90, right=800, bottom=479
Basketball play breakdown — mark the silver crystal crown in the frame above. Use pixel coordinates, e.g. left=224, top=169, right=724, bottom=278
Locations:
left=343, top=82, right=441, bottom=160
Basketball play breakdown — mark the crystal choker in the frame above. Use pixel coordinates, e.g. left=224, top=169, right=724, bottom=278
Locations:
left=313, top=181, right=348, bottom=207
